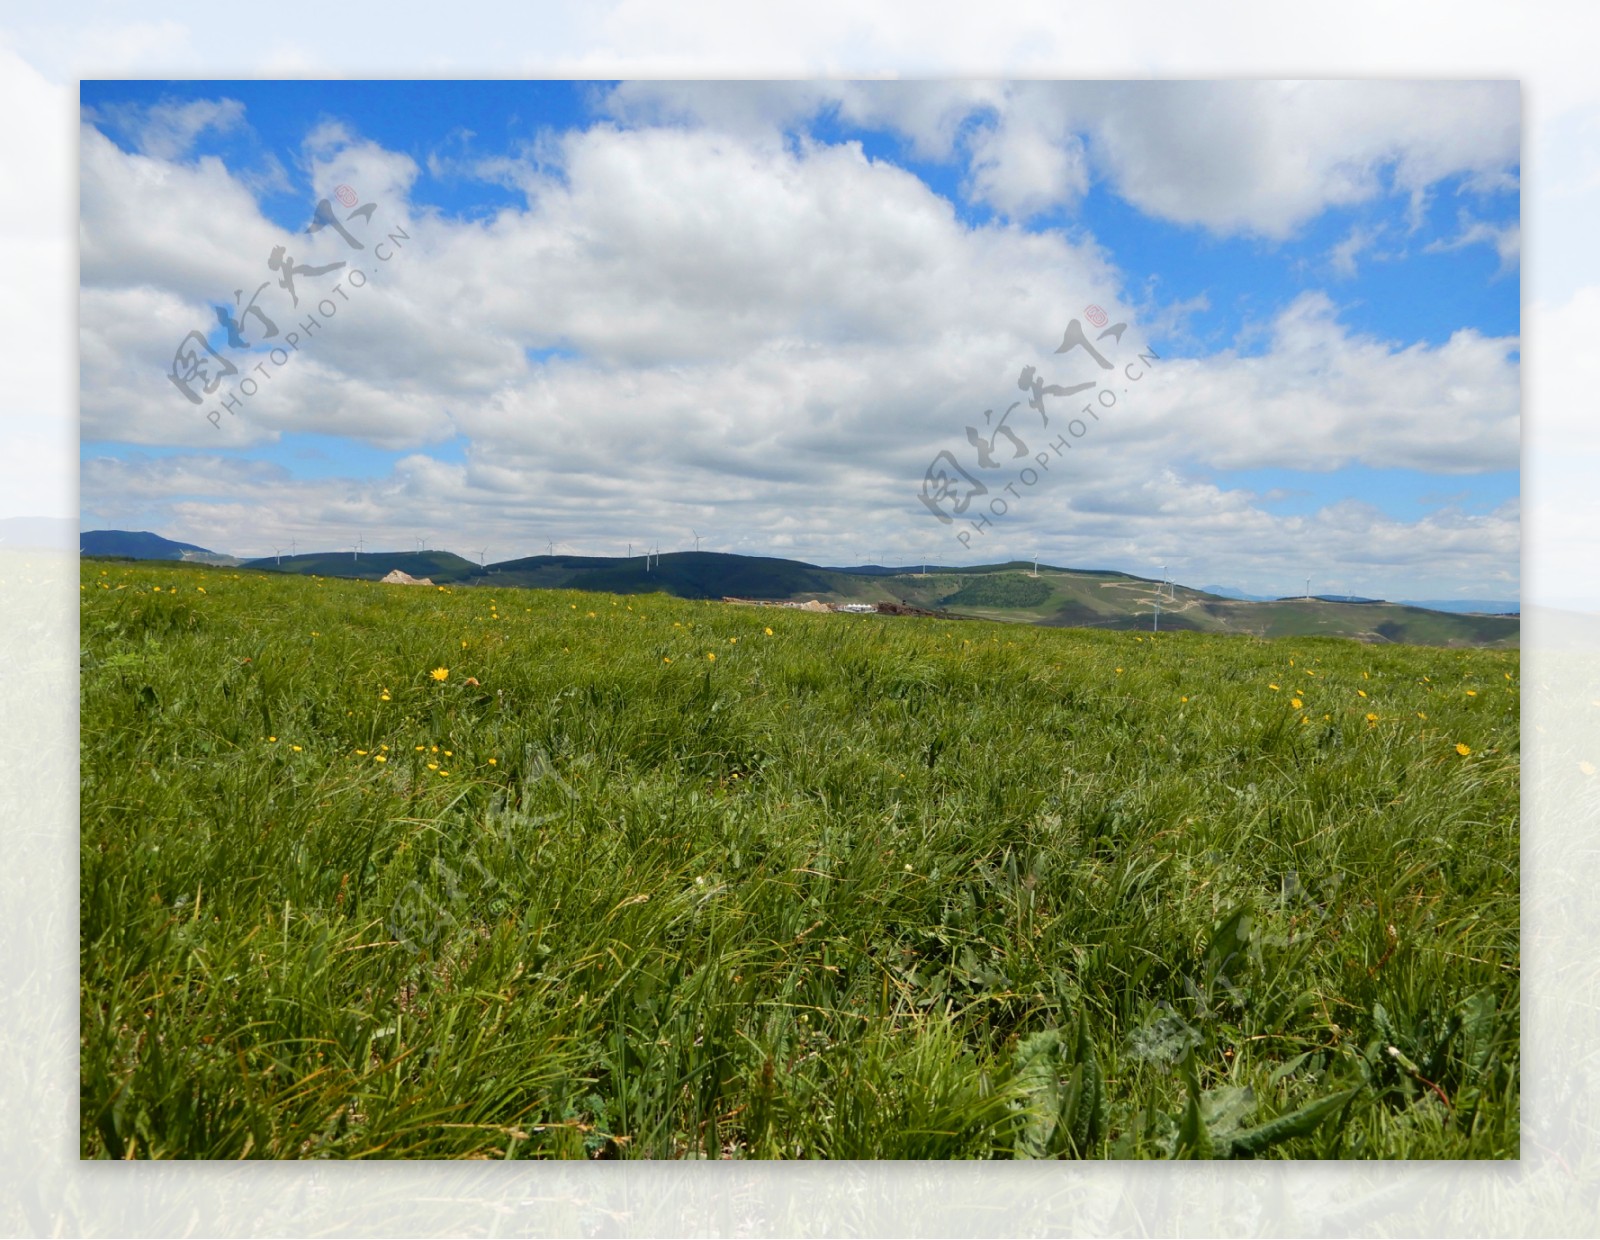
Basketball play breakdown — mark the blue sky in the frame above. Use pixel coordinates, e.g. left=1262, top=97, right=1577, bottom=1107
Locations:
left=77, top=79, right=1521, bottom=599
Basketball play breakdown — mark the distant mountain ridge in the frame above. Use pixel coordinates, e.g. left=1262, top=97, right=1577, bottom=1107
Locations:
left=79, top=529, right=239, bottom=564
left=77, top=534, right=1518, bottom=646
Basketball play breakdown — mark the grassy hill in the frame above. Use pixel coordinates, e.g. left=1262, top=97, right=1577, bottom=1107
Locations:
left=79, top=559, right=1520, bottom=1159
left=243, top=550, right=481, bottom=582
left=80, top=529, right=230, bottom=562
left=221, top=550, right=1515, bottom=648
left=481, top=550, right=863, bottom=600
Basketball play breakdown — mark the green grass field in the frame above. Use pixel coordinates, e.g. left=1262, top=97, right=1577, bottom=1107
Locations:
left=80, top=559, right=1519, bottom=1159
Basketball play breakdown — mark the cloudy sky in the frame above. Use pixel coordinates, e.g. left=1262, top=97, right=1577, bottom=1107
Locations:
left=78, top=78, right=1520, bottom=599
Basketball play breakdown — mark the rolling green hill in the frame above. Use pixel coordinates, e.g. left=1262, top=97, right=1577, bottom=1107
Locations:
left=78, top=558, right=1521, bottom=1159
left=221, top=549, right=1515, bottom=648
left=242, top=550, right=481, bottom=582
left=80, top=529, right=232, bottom=563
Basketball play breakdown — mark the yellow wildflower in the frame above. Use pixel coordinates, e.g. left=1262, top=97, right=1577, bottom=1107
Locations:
left=1455, top=743, right=1472, bottom=756
left=430, top=667, right=449, bottom=681
left=1291, top=698, right=1302, bottom=709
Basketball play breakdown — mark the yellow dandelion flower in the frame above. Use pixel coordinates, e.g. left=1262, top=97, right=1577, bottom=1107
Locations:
left=1358, top=689, right=1367, bottom=698
left=374, top=754, right=387, bottom=763
left=415, top=745, right=425, bottom=751
left=488, top=758, right=497, bottom=766
left=439, top=770, right=449, bottom=777
left=1291, top=698, right=1303, bottom=709
left=430, top=667, right=449, bottom=681
left=765, top=627, right=773, bottom=636
left=1115, top=667, right=1124, bottom=674
left=1455, top=742, right=1472, bottom=756
left=1366, top=712, right=1379, bottom=723
left=291, top=745, right=302, bottom=752
left=1465, top=689, right=1477, bottom=697
left=708, top=652, right=717, bottom=661
left=428, top=762, right=439, bottom=770
left=197, top=586, right=206, bottom=593
left=356, top=749, right=368, bottom=755
left=1181, top=695, right=1189, bottom=703
left=268, top=736, right=277, bottom=742
left=1417, top=711, right=1427, bottom=720
left=380, top=692, right=391, bottom=701
left=1269, top=683, right=1280, bottom=691
left=663, top=657, right=671, bottom=664
left=1300, top=716, right=1309, bottom=724
left=729, top=636, right=737, bottom=644
left=443, top=750, right=452, bottom=757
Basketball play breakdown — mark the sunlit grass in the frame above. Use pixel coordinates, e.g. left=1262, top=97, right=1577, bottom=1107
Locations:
left=80, top=560, right=1518, bottom=1158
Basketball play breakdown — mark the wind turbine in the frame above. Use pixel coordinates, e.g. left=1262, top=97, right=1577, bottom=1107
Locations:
left=1152, top=598, right=1161, bottom=633
left=547, top=537, right=555, bottom=556
left=1305, top=577, right=1311, bottom=600
left=477, top=547, right=487, bottom=567
left=1031, top=553, right=1039, bottom=579
left=692, top=530, right=701, bottom=553
left=352, top=536, right=364, bottom=561
left=289, top=538, right=297, bottom=558
left=271, top=544, right=283, bottom=566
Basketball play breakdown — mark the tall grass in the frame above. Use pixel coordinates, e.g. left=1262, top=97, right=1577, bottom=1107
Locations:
left=79, top=561, right=1519, bottom=1158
